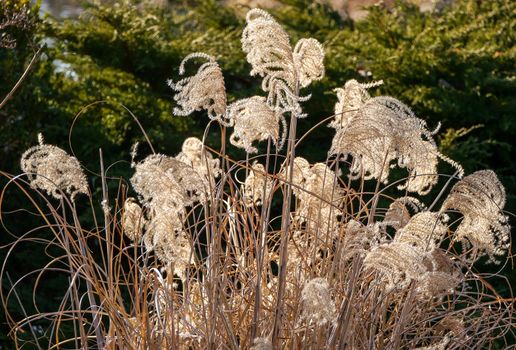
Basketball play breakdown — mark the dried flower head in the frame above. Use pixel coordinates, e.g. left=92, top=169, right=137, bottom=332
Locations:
left=341, top=220, right=383, bottom=262
left=418, top=270, right=462, bottom=299
left=279, top=157, right=312, bottom=196
left=365, top=237, right=462, bottom=297
left=295, top=162, right=343, bottom=236
left=130, top=139, right=220, bottom=275
left=364, top=242, right=428, bottom=291
left=413, top=336, right=450, bottom=350
left=418, top=249, right=463, bottom=297
left=122, top=198, right=145, bottom=242
left=175, top=137, right=221, bottom=189
left=293, top=38, right=325, bottom=88
left=145, top=213, right=192, bottom=277
left=250, top=337, right=273, bottom=350
left=330, top=79, right=383, bottom=129
left=280, top=157, right=343, bottom=238
left=305, top=163, right=343, bottom=203
left=330, top=91, right=463, bottom=195
left=299, top=277, right=336, bottom=326
left=226, top=96, right=287, bottom=153
left=131, top=154, right=206, bottom=209
left=441, top=170, right=510, bottom=264
left=242, top=162, right=272, bottom=207
left=384, top=196, right=425, bottom=230
left=242, top=9, right=324, bottom=115
left=435, top=315, right=465, bottom=337
left=394, top=212, right=447, bottom=251
left=20, top=134, right=89, bottom=201
left=286, top=230, right=320, bottom=284
left=168, top=53, right=228, bottom=124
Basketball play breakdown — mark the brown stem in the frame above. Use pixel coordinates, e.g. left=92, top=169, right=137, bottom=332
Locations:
left=0, top=46, right=42, bottom=111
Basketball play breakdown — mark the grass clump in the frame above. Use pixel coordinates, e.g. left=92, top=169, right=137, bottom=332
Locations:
left=1, top=8, right=513, bottom=349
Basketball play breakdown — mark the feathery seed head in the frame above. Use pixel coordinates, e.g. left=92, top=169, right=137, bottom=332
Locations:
left=280, top=158, right=343, bottom=236
left=412, top=336, right=450, bottom=350
left=242, top=9, right=324, bottom=116
left=365, top=240, right=462, bottom=296
left=330, top=90, right=462, bottom=195
left=418, top=249, right=463, bottom=297
left=242, top=162, right=272, bottom=207
left=176, top=137, right=221, bottom=188
left=250, top=337, right=273, bottom=350
left=227, top=96, right=286, bottom=153
left=295, top=162, right=343, bottom=236
left=242, top=9, right=294, bottom=85
left=293, top=38, right=325, bottom=88
left=442, top=170, right=510, bottom=264
left=384, top=201, right=411, bottom=230
left=20, top=136, right=89, bottom=201
left=299, top=277, right=336, bottom=326
left=341, top=220, right=383, bottom=262
left=169, top=53, right=228, bottom=124
left=331, top=79, right=381, bottom=129
left=130, top=154, right=204, bottom=209
left=279, top=156, right=311, bottom=196
left=364, top=242, right=428, bottom=291
left=122, top=198, right=145, bottom=242
left=417, top=270, right=462, bottom=298
left=145, top=213, right=192, bottom=277
left=394, top=212, right=447, bottom=251
left=436, top=315, right=465, bottom=338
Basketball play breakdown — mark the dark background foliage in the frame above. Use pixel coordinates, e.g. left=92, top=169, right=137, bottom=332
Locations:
left=0, top=0, right=514, bottom=347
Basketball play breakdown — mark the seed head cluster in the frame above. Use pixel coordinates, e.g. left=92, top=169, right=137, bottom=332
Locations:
left=128, top=137, right=220, bottom=273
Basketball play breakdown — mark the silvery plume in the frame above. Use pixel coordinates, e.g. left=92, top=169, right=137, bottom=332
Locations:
left=330, top=79, right=383, bottom=129
left=241, top=162, right=272, bottom=207
left=175, top=137, right=221, bottom=190
left=340, top=220, right=383, bottom=263
left=242, top=9, right=324, bottom=116
left=441, top=170, right=510, bottom=264
left=278, top=156, right=312, bottom=197
left=168, top=52, right=229, bottom=125
left=122, top=197, right=146, bottom=242
left=299, top=277, right=336, bottom=326
left=226, top=96, right=287, bottom=153
left=130, top=153, right=206, bottom=210
left=20, top=133, right=89, bottom=201
left=294, top=162, right=343, bottom=236
left=393, top=211, right=448, bottom=251
left=365, top=212, right=461, bottom=296
left=145, top=213, right=192, bottom=278
left=383, top=196, right=426, bottom=230
left=330, top=83, right=463, bottom=195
